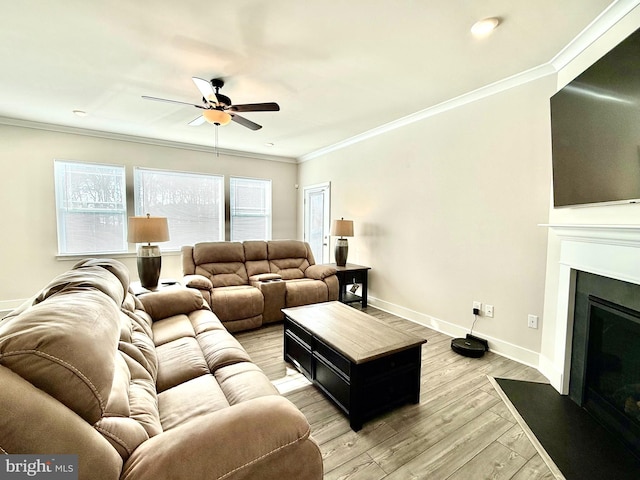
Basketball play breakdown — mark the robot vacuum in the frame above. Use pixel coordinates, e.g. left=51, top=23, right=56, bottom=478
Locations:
left=451, top=335, right=487, bottom=358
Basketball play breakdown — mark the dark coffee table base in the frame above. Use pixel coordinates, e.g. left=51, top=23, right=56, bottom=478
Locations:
left=284, top=315, right=423, bottom=431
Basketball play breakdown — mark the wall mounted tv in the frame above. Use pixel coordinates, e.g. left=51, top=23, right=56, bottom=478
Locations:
left=550, top=27, right=640, bottom=208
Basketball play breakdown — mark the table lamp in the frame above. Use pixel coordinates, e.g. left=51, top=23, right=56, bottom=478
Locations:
left=127, top=214, right=170, bottom=289
left=331, top=218, right=354, bottom=267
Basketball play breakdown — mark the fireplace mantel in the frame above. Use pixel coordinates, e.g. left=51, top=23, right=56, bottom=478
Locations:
left=541, top=224, right=640, bottom=247
left=540, top=223, right=640, bottom=394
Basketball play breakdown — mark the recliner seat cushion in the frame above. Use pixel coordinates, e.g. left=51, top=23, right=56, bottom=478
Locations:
left=210, top=286, right=263, bottom=321
left=283, top=279, right=329, bottom=307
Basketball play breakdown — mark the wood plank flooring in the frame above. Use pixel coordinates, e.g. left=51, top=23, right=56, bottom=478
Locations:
left=234, top=306, right=554, bottom=480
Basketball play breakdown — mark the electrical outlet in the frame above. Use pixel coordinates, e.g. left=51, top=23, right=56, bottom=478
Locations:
left=485, top=305, right=494, bottom=318
left=473, top=301, right=482, bottom=313
left=528, top=314, right=539, bottom=329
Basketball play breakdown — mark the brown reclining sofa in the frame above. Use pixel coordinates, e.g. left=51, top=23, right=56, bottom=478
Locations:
left=182, top=240, right=339, bottom=332
left=0, top=258, right=322, bottom=480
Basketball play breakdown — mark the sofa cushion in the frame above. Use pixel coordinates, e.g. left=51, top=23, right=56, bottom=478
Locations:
left=222, top=315, right=263, bottom=333
left=192, top=242, right=249, bottom=287
left=0, top=262, right=162, bottom=462
left=244, top=240, right=271, bottom=277
left=187, top=309, right=226, bottom=335
left=0, top=288, right=121, bottom=424
left=210, top=285, right=263, bottom=321
left=152, top=314, right=196, bottom=347
left=0, top=365, right=124, bottom=480
left=268, top=241, right=312, bottom=280
left=214, top=362, right=279, bottom=405
left=158, top=374, right=230, bottom=431
left=155, top=337, right=209, bottom=392
left=284, top=279, right=329, bottom=307
left=197, top=329, right=252, bottom=371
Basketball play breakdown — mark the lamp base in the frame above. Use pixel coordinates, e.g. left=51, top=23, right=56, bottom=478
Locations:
left=137, top=245, right=162, bottom=289
left=335, top=238, right=349, bottom=267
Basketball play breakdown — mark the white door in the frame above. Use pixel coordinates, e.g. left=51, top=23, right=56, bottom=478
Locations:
left=303, top=183, right=330, bottom=264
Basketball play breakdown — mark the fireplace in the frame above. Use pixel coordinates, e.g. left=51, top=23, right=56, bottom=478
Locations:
left=569, top=271, right=640, bottom=459
left=540, top=224, right=640, bottom=461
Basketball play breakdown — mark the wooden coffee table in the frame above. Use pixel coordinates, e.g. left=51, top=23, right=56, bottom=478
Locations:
left=282, top=301, right=427, bottom=431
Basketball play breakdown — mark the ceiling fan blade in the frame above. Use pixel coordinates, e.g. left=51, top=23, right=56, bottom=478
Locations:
left=230, top=113, right=262, bottom=130
left=229, top=102, right=280, bottom=112
left=192, top=77, right=215, bottom=103
left=142, top=95, right=203, bottom=108
left=188, top=115, right=206, bottom=126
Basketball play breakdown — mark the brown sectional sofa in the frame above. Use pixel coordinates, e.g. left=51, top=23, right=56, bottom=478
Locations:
left=182, top=240, right=339, bottom=332
left=0, top=259, right=322, bottom=480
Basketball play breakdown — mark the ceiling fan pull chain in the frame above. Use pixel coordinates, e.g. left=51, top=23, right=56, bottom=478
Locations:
left=215, top=124, right=219, bottom=157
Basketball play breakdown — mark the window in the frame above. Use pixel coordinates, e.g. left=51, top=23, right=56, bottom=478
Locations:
left=230, top=177, right=272, bottom=241
left=54, top=160, right=127, bottom=254
left=134, top=168, right=224, bottom=249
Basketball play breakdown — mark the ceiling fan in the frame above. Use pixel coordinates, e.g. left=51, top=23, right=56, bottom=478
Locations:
left=142, top=77, right=280, bottom=131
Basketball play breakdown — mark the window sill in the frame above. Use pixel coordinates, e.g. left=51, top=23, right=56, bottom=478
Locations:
left=56, top=249, right=182, bottom=262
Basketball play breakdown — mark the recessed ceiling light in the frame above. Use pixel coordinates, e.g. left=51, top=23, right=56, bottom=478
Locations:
left=471, top=17, right=500, bottom=37
left=265, top=142, right=275, bottom=147
left=72, top=109, right=87, bottom=117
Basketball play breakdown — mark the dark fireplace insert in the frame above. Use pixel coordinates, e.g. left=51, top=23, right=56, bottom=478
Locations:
left=570, top=271, right=640, bottom=460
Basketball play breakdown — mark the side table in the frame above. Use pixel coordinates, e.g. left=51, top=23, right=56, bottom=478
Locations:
left=327, top=263, right=371, bottom=308
left=130, top=279, right=180, bottom=297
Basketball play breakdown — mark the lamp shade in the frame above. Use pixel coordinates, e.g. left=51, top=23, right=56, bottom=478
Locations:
left=127, top=215, right=170, bottom=244
left=203, top=109, right=232, bottom=126
left=331, top=218, right=354, bottom=237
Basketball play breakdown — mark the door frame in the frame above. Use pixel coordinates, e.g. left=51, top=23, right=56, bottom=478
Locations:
left=303, top=182, right=331, bottom=264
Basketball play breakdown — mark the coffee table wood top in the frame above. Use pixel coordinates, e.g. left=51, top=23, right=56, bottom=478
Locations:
left=282, top=301, right=427, bottom=364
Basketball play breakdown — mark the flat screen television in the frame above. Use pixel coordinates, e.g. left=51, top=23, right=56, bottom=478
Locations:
left=550, top=27, right=640, bottom=208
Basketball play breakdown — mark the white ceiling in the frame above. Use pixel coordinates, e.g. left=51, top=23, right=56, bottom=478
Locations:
left=0, top=0, right=625, bottom=160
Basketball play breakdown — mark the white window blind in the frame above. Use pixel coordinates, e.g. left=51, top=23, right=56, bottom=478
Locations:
left=54, top=160, right=127, bottom=254
left=134, top=168, right=224, bottom=250
left=230, top=177, right=272, bottom=241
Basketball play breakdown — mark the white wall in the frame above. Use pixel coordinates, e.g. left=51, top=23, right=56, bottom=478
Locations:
left=0, top=124, right=298, bottom=310
left=539, top=6, right=640, bottom=382
left=298, top=75, right=556, bottom=364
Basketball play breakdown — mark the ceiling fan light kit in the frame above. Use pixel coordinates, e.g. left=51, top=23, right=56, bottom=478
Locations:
left=142, top=77, right=279, bottom=131
left=202, top=109, right=231, bottom=126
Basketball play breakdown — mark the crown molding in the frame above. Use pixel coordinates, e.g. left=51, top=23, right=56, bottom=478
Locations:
left=550, top=0, right=640, bottom=71
left=299, top=0, right=640, bottom=163
left=0, top=116, right=298, bottom=164
left=298, top=63, right=555, bottom=163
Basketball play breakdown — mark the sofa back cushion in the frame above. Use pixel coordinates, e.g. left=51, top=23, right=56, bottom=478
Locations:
left=0, top=268, right=123, bottom=424
left=0, top=259, right=162, bottom=462
left=267, top=240, right=313, bottom=280
left=193, top=242, right=249, bottom=287
left=243, top=240, right=271, bottom=277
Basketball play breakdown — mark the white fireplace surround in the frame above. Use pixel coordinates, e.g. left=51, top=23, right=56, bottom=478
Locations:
left=541, top=224, right=640, bottom=394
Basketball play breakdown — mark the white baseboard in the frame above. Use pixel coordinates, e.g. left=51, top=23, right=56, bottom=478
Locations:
left=368, top=296, right=541, bottom=369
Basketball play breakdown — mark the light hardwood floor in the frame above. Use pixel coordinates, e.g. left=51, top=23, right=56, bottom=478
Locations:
left=234, top=306, right=554, bottom=480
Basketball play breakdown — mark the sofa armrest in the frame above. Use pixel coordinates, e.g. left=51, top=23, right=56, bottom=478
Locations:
left=182, top=274, right=213, bottom=291
left=121, top=396, right=322, bottom=480
left=305, top=264, right=337, bottom=280
left=138, top=288, right=209, bottom=321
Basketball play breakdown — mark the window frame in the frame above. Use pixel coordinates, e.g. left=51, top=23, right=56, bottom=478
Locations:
left=230, top=176, right=273, bottom=242
left=133, top=167, right=225, bottom=251
left=54, top=159, right=128, bottom=255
